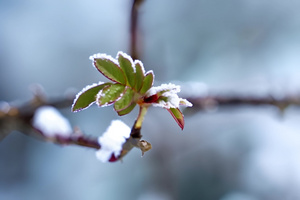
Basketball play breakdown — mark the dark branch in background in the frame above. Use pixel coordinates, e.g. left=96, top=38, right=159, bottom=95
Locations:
left=187, top=94, right=300, bottom=114
left=2, top=92, right=300, bottom=141
left=130, top=0, right=144, bottom=60
left=0, top=92, right=101, bottom=149
left=0, top=91, right=145, bottom=153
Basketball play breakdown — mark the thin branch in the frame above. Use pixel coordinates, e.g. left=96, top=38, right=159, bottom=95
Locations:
left=0, top=93, right=144, bottom=152
left=130, top=0, right=144, bottom=60
left=1, top=90, right=300, bottom=162
left=32, top=127, right=101, bottom=149
left=187, top=94, right=300, bottom=113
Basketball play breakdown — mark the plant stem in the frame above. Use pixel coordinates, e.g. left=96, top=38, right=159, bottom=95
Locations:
left=135, top=106, right=148, bottom=129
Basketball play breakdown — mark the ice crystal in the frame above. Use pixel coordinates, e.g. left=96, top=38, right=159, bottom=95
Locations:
left=146, top=83, right=192, bottom=109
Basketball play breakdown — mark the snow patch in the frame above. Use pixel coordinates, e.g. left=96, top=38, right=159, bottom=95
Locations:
left=146, top=83, right=192, bottom=109
left=95, top=120, right=131, bottom=162
left=146, top=83, right=180, bottom=97
left=179, top=99, right=193, bottom=107
left=89, top=53, right=119, bottom=66
left=33, top=106, right=72, bottom=137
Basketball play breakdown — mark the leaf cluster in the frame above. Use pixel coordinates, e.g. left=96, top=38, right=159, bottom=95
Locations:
left=72, top=52, right=154, bottom=116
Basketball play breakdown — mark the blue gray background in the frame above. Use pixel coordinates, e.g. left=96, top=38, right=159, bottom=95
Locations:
left=1, top=0, right=300, bottom=199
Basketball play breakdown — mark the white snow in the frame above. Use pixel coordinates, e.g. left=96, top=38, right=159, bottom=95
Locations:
left=33, top=106, right=72, bottom=137
left=134, top=60, right=146, bottom=74
left=95, top=120, right=131, bottom=162
left=179, top=99, right=193, bottom=107
left=89, top=53, right=119, bottom=66
left=89, top=51, right=137, bottom=72
left=146, top=83, right=180, bottom=97
left=117, top=51, right=136, bottom=72
left=146, top=83, right=193, bottom=109
left=144, top=70, right=155, bottom=80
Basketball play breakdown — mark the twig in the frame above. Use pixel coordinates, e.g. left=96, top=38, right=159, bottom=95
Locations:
left=130, top=0, right=144, bottom=60
left=0, top=94, right=144, bottom=152
left=187, top=95, right=300, bottom=113
left=2, top=90, right=300, bottom=162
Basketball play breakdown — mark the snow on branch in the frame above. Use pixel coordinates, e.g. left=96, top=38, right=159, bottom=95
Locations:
left=1, top=90, right=299, bottom=141
left=0, top=93, right=151, bottom=162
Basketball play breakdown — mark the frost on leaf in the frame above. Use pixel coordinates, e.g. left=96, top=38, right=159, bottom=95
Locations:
left=144, top=83, right=193, bottom=130
left=96, top=84, right=126, bottom=107
left=114, top=88, right=135, bottom=112
left=179, top=99, right=193, bottom=107
left=72, top=82, right=112, bottom=112
left=146, top=83, right=180, bottom=97
left=33, top=106, right=72, bottom=137
left=139, top=71, right=154, bottom=95
left=74, top=52, right=156, bottom=116
left=117, top=52, right=136, bottom=88
left=134, top=61, right=145, bottom=92
left=90, top=53, right=126, bottom=85
left=145, top=83, right=192, bottom=109
left=95, top=120, right=131, bottom=162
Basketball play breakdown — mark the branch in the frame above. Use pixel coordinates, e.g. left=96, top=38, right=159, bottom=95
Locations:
left=2, top=91, right=298, bottom=142
left=187, top=94, right=300, bottom=113
left=1, top=88, right=299, bottom=161
left=33, top=127, right=101, bottom=149
left=0, top=92, right=102, bottom=149
left=130, top=0, right=144, bottom=60
left=0, top=92, right=148, bottom=160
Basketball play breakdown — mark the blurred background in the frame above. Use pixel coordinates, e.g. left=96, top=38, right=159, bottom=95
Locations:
left=1, top=0, right=300, bottom=199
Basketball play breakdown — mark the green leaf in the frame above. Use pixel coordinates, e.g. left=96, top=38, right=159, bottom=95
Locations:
left=93, top=58, right=126, bottom=84
left=167, top=108, right=185, bottom=130
left=118, top=52, right=136, bottom=88
left=117, top=102, right=137, bottom=116
left=97, top=84, right=126, bottom=106
left=72, top=83, right=112, bottom=112
left=114, top=88, right=135, bottom=112
left=139, top=71, right=154, bottom=95
left=134, top=61, right=144, bottom=92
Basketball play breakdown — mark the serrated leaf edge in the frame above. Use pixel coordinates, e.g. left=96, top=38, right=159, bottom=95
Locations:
left=134, top=60, right=145, bottom=74
left=72, top=82, right=108, bottom=112
left=89, top=53, right=119, bottom=65
left=90, top=53, right=126, bottom=84
left=93, top=60, right=126, bottom=84
left=117, top=51, right=136, bottom=73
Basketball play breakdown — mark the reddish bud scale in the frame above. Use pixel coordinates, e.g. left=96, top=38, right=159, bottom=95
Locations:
left=143, top=94, right=159, bottom=103
left=108, top=154, right=119, bottom=162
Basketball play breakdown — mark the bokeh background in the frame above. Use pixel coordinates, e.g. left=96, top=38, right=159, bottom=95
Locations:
left=1, top=0, right=300, bottom=199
